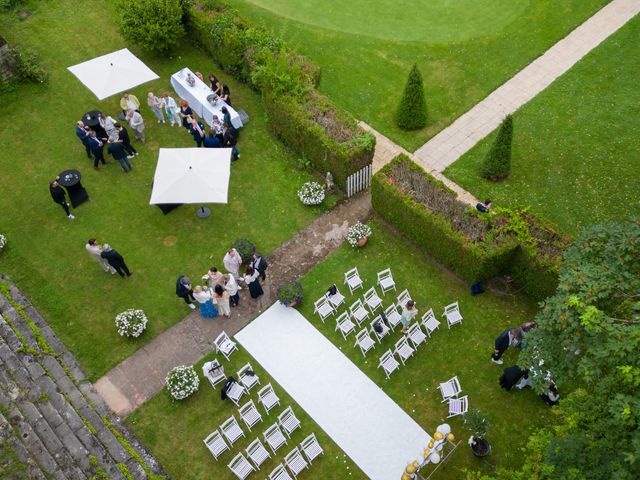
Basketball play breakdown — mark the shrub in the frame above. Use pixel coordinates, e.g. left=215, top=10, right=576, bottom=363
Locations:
left=277, top=281, right=304, bottom=306
left=114, top=309, right=148, bottom=338
left=297, top=181, right=325, bottom=205
left=395, top=64, right=427, bottom=130
left=0, top=0, right=26, bottom=11
left=481, top=115, right=513, bottom=181
left=231, top=238, right=255, bottom=262
left=119, top=0, right=185, bottom=53
left=165, top=365, right=199, bottom=400
left=346, top=222, right=372, bottom=247
left=0, top=234, right=6, bottom=252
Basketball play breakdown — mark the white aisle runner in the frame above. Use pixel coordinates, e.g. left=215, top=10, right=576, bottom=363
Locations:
left=235, top=303, right=430, bottom=480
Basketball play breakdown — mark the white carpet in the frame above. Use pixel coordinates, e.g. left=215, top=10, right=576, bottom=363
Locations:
left=235, top=303, right=430, bottom=480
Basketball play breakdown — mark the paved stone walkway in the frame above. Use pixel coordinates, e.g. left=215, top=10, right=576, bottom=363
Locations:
left=0, top=277, right=164, bottom=479
left=95, top=193, right=373, bottom=417
left=413, top=0, right=640, bottom=172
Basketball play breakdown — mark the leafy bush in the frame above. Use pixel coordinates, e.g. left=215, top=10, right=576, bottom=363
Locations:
left=165, top=365, right=199, bottom=400
left=231, top=238, right=255, bottom=262
left=297, top=181, right=325, bottom=205
left=396, top=64, right=427, bottom=130
left=481, top=115, right=513, bottom=181
left=114, top=309, right=148, bottom=338
left=0, top=0, right=26, bottom=11
left=119, top=0, right=185, bottom=53
left=463, top=409, right=489, bottom=439
left=277, top=281, right=304, bottom=306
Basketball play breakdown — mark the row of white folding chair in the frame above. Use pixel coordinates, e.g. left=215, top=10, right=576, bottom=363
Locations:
left=319, top=285, right=384, bottom=325
left=214, top=331, right=238, bottom=360
left=345, top=266, right=398, bottom=296
left=377, top=337, right=416, bottom=379
left=267, top=433, right=324, bottom=480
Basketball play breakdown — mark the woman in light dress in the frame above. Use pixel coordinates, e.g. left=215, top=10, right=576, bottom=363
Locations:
left=193, top=285, right=217, bottom=318
left=161, top=92, right=181, bottom=127
left=213, top=284, right=231, bottom=317
left=400, top=300, right=418, bottom=334
left=99, top=113, right=118, bottom=139
left=147, top=92, right=165, bottom=123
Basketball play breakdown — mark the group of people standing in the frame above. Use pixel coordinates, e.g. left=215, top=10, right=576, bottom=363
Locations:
left=175, top=248, right=268, bottom=319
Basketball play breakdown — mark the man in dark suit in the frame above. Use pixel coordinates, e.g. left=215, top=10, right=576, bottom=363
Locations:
left=491, top=327, right=522, bottom=365
left=189, top=118, right=206, bottom=147
left=107, top=137, right=132, bottom=172
left=251, top=253, right=268, bottom=281
left=88, top=132, right=106, bottom=170
left=203, top=130, right=221, bottom=148
left=75, top=121, right=92, bottom=159
left=222, top=124, right=240, bottom=160
left=100, top=244, right=132, bottom=277
left=176, top=275, right=196, bottom=310
left=49, top=179, right=74, bottom=219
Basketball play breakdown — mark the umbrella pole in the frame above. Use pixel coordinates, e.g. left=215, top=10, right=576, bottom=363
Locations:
left=196, top=206, right=211, bottom=219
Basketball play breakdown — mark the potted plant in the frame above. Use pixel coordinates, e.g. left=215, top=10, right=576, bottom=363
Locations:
left=346, top=221, right=372, bottom=247
left=277, top=281, right=304, bottom=307
left=297, top=181, right=325, bottom=206
left=463, top=408, right=491, bottom=457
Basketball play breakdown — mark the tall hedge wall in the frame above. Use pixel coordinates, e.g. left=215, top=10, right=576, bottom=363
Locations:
left=372, top=155, right=568, bottom=300
left=187, top=1, right=374, bottom=187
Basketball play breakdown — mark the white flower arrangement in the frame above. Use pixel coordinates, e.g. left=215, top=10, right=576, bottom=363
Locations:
left=165, top=365, right=199, bottom=400
left=0, top=234, right=6, bottom=251
left=114, top=309, right=148, bottom=338
left=297, top=181, right=325, bottom=206
left=346, top=222, right=372, bottom=247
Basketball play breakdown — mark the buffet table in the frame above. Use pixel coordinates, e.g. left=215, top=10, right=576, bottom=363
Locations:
left=170, top=68, right=243, bottom=129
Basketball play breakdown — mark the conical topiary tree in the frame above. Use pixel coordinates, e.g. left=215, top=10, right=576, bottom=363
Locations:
left=395, top=64, right=427, bottom=130
left=481, top=115, right=513, bottom=181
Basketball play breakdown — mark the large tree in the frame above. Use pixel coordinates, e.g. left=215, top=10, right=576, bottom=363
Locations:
left=395, top=64, right=427, bottom=130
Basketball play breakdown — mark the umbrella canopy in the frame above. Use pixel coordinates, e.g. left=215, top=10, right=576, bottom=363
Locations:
left=67, top=48, right=159, bottom=100
left=150, top=148, right=232, bottom=205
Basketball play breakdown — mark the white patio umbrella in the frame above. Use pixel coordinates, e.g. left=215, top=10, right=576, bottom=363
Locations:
left=150, top=148, right=232, bottom=218
left=67, top=48, right=159, bottom=100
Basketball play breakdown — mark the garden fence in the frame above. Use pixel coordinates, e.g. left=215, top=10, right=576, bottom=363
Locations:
left=346, top=164, right=372, bottom=197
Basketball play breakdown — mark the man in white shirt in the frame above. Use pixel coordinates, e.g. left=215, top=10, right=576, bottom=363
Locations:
left=223, top=248, right=242, bottom=280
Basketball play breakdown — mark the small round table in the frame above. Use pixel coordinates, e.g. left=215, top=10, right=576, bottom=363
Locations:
left=57, top=169, right=89, bottom=208
left=82, top=110, right=107, bottom=139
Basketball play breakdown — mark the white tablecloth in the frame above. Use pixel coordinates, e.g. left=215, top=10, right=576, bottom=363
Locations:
left=170, top=67, right=243, bottom=129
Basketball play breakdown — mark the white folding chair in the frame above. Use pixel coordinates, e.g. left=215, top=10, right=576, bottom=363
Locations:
left=394, top=337, right=415, bottom=365
left=349, top=299, right=370, bottom=326
left=203, top=429, right=229, bottom=460
left=421, top=308, right=441, bottom=337
left=227, top=380, right=247, bottom=406
left=228, top=452, right=255, bottom=480
left=313, top=296, right=335, bottom=323
left=325, top=286, right=345, bottom=309
left=214, top=331, right=238, bottom=360
left=264, top=423, right=288, bottom=454
left=257, top=384, right=280, bottom=414
left=378, top=350, right=400, bottom=379
left=335, top=311, right=356, bottom=340
left=384, top=303, right=402, bottom=330
left=377, top=268, right=396, bottom=295
left=246, top=438, right=271, bottom=470
left=370, top=316, right=390, bottom=342
left=221, top=416, right=245, bottom=445
left=344, top=267, right=363, bottom=294
left=300, top=433, right=324, bottom=464
left=406, top=323, right=427, bottom=349
left=268, top=463, right=293, bottom=480
left=448, top=395, right=469, bottom=418
left=238, top=363, right=261, bottom=392
left=354, top=328, right=376, bottom=357
left=438, top=376, right=462, bottom=403
left=443, top=301, right=463, bottom=329
left=284, top=447, right=309, bottom=478
left=202, top=360, right=226, bottom=389
left=363, top=286, right=383, bottom=313
left=396, top=289, right=413, bottom=310
left=278, top=407, right=301, bottom=438
left=238, top=400, right=263, bottom=431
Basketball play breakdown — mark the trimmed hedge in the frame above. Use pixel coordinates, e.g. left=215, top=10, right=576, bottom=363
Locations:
left=372, top=155, right=568, bottom=300
left=187, top=1, right=374, bottom=187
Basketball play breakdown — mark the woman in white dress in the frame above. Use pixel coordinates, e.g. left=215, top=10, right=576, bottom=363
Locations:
left=213, top=284, right=231, bottom=317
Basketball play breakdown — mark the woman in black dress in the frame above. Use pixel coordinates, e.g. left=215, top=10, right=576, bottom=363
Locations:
left=220, top=84, right=232, bottom=107
left=209, top=74, right=222, bottom=95
left=179, top=100, right=194, bottom=130
left=243, top=266, right=263, bottom=299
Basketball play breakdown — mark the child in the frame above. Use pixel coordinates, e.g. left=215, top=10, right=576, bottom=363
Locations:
left=400, top=300, right=418, bottom=334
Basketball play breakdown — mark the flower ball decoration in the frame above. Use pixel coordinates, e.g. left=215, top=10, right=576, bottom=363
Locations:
left=297, top=181, right=325, bottom=206
left=346, top=221, right=372, bottom=247
left=165, top=365, right=200, bottom=400
left=0, top=234, right=6, bottom=252
left=114, top=309, right=148, bottom=338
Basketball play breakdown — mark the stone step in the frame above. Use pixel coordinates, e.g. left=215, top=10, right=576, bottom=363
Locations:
left=0, top=410, right=48, bottom=480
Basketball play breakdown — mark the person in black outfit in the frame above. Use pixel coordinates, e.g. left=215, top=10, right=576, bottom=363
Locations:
left=100, top=244, right=132, bottom=277
left=220, top=84, right=232, bottom=107
left=76, top=121, right=92, bottom=159
left=203, top=130, right=222, bottom=148
left=88, top=131, right=106, bottom=170
left=476, top=199, right=492, bottom=213
left=222, top=123, right=240, bottom=161
left=491, top=327, right=522, bottom=365
left=115, top=122, right=137, bottom=157
left=499, top=366, right=527, bottom=391
left=176, top=275, right=196, bottom=310
left=251, top=253, right=268, bottom=281
left=49, top=180, right=74, bottom=219
left=107, top=137, right=132, bottom=172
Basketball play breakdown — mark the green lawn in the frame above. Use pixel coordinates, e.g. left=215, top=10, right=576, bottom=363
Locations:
left=129, top=220, right=553, bottom=478
left=445, top=14, right=640, bottom=237
left=0, top=0, right=336, bottom=380
left=233, top=0, right=609, bottom=150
